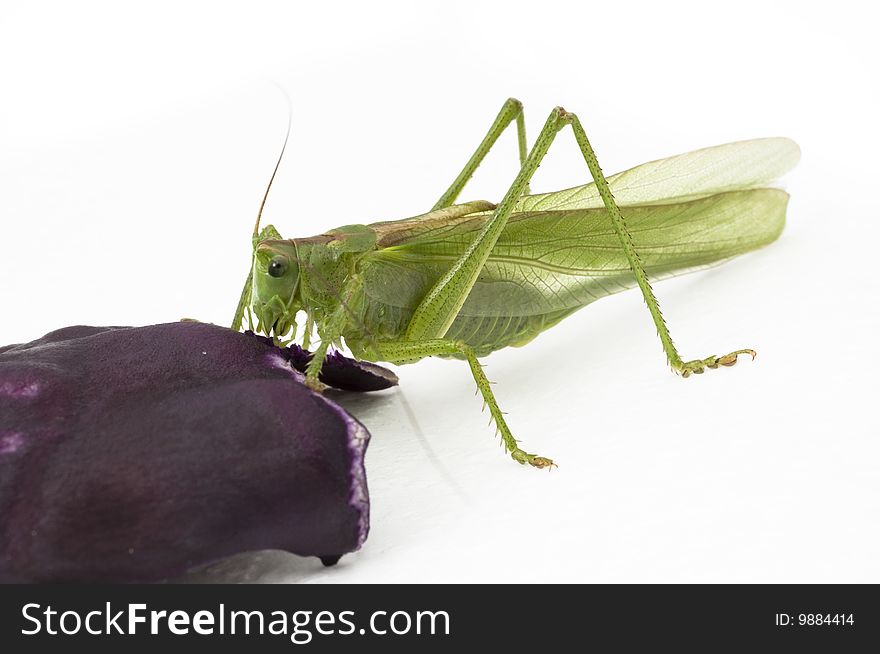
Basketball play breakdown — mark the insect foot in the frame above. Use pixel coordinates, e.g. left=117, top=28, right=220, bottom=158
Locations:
left=305, top=376, right=328, bottom=392
left=511, top=448, right=557, bottom=471
left=677, top=349, right=756, bottom=378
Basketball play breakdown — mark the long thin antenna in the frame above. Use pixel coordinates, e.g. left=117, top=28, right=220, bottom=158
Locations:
left=253, top=95, right=293, bottom=237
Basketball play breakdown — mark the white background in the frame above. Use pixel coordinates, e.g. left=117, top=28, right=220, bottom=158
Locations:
left=1, top=1, right=877, bottom=583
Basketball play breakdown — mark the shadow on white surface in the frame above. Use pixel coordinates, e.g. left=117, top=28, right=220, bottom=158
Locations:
left=180, top=550, right=331, bottom=584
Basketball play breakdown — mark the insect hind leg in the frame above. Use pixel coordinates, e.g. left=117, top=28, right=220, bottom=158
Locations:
left=560, top=110, right=757, bottom=377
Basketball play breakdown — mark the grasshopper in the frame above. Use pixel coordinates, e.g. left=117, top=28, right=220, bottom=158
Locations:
left=232, top=98, right=799, bottom=469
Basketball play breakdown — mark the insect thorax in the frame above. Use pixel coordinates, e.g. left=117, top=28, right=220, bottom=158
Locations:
left=294, top=237, right=373, bottom=340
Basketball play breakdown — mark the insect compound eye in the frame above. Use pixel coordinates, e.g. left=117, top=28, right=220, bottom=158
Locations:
left=267, top=255, right=288, bottom=278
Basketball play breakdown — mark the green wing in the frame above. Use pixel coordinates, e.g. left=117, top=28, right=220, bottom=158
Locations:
left=518, top=137, right=800, bottom=211
left=357, top=139, right=797, bottom=355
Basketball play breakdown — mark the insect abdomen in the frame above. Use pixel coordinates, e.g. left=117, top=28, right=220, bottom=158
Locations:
left=354, top=296, right=575, bottom=359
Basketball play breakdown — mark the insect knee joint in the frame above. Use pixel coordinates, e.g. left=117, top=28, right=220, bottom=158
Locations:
left=451, top=340, right=473, bottom=356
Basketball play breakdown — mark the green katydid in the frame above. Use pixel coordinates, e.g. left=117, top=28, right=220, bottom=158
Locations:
left=232, top=98, right=799, bottom=469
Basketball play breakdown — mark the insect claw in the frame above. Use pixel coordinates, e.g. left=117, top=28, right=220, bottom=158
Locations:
left=304, top=376, right=327, bottom=393
left=678, top=348, right=757, bottom=377
left=510, top=449, right=556, bottom=470
left=719, top=348, right=757, bottom=366
left=529, top=456, right=556, bottom=470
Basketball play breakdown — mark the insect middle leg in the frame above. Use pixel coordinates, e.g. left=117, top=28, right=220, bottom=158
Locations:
left=432, top=97, right=530, bottom=210
left=402, top=108, right=581, bottom=468
left=374, top=339, right=555, bottom=469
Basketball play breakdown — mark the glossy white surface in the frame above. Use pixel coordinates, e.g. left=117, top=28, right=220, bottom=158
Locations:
left=1, top=1, right=877, bottom=583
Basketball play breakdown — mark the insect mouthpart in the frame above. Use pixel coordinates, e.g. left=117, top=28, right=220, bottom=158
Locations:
left=252, top=295, right=299, bottom=341
left=271, top=316, right=296, bottom=341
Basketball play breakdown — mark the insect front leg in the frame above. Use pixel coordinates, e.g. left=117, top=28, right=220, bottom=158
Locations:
left=303, top=275, right=367, bottom=390
left=231, top=269, right=253, bottom=332
left=432, top=97, right=530, bottom=210
left=375, top=339, right=555, bottom=470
